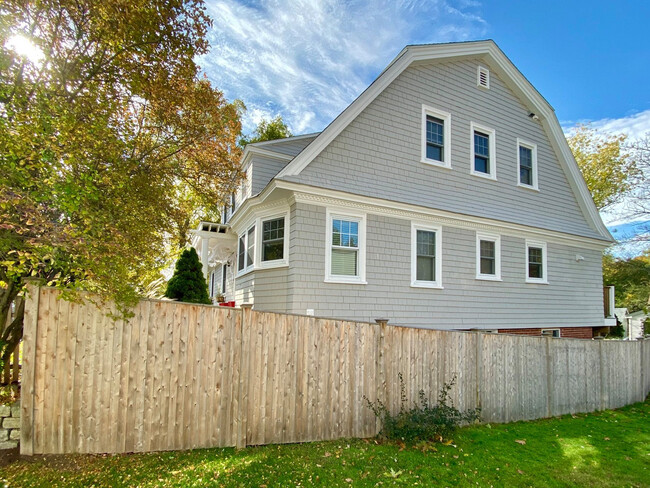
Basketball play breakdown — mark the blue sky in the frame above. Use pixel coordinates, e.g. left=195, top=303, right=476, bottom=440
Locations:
left=201, top=0, right=650, bottom=138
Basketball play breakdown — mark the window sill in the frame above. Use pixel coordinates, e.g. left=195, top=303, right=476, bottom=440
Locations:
left=476, top=276, right=502, bottom=282
left=420, top=159, right=452, bottom=169
left=525, top=278, right=548, bottom=285
left=236, top=267, right=254, bottom=279
left=257, top=260, right=289, bottom=270
left=517, top=183, right=539, bottom=192
left=410, top=282, right=444, bottom=289
left=470, top=170, right=497, bottom=181
left=324, top=277, right=367, bottom=285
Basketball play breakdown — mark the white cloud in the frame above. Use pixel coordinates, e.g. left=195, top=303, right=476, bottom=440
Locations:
left=590, top=110, right=650, bottom=140
left=201, top=0, right=487, bottom=134
left=564, top=109, right=650, bottom=140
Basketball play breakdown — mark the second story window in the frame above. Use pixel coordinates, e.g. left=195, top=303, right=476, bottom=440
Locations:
left=474, top=131, right=490, bottom=173
left=421, top=105, right=451, bottom=168
left=470, top=123, right=496, bottom=180
left=517, top=139, right=538, bottom=190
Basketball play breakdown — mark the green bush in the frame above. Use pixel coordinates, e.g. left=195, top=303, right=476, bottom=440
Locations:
left=164, top=247, right=211, bottom=304
left=364, top=373, right=481, bottom=442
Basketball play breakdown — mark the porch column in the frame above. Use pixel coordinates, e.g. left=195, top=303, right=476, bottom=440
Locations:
left=201, top=237, right=209, bottom=279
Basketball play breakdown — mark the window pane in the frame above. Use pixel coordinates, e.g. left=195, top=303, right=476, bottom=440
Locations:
left=475, top=155, right=489, bottom=173
left=426, top=144, right=442, bottom=161
left=332, top=218, right=358, bottom=248
left=417, top=255, right=435, bottom=281
left=262, top=218, right=284, bottom=262
left=331, top=248, right=357, bottom=276
left=474, top=132, right=489, bottom=156
left=416, top=230, right=436, bottom=282
left=528, top=247, right=543, bottom=278
left=246, top=225, right=255, bottom=268
left=426, top=116, right=444, bottom=162
left=520, top=146, right=533, bottom=185
left=426, top=116, right=444, bottom=145
left=480, top=240, right=496, bottom=275
left=263, top=241, right=284, bottom=261
left=238, top=236, right=245, bottom=271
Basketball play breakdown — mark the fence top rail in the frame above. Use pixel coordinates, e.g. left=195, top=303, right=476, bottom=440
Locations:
left=33, top=286, right=632, bottom=344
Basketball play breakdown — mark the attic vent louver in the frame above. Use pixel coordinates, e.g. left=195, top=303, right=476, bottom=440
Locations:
left=477, top=66, right=490, bottom=89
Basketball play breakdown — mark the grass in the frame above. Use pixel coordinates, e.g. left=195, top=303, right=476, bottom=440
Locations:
left=1, top=398, right=648, bottom=488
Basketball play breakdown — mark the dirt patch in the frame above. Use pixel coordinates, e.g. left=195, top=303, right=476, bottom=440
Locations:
left=0, top=447, right=20, bottom=467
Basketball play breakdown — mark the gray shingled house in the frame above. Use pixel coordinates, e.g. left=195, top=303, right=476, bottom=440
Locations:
left=192, top=40, right=616, bottom=339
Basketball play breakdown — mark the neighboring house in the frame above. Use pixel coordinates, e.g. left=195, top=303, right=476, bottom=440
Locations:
left=615, top=308, right=647, bottom=340
left=192, top=40, right=616, bottom=339
left=629, top=311, right=647, bottom=339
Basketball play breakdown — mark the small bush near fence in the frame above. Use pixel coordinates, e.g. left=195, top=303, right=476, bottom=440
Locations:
left=364, top=373, right=481, bottom=442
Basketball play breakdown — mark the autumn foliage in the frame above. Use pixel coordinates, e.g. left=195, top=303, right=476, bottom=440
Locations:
left=0, top=0, right=242, bottom=359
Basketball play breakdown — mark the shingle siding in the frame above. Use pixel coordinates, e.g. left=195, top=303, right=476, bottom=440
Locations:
left=284, top=58, right=599, bottom=239
left=276, top=202, right=604, bottom=330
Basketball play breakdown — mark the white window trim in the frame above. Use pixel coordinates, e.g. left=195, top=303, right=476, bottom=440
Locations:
left=411, top=222, right=443, bottom=289
left=470, top=122, right=497, bottom=180
left=541, top=328, right=561, bottom=338
left=525, top=239, right=548, bottom=284
left=477, top=65, right=490, bottom=90
left=257, top=211, right=290, bottom=269
left=517, top=138, right=539, bottom=191
left=237, top=222, right=256, bottom=276
left=476, top=232, right=502, bottom=281
left=421, top=105, right=452, bottom=169
left=324, top=207, right=367, bottom=284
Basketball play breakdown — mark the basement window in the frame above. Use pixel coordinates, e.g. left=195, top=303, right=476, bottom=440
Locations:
left=541, top=329, right=560, bottom=338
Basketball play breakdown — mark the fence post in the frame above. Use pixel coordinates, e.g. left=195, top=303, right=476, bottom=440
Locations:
left=640, top=339, right=646, bottom=402
left=20, top=281, right=40, bottom=455
left=475, top=332, right=483, bottom=410
left=599, top=340, right=606, bottom=410
left=545, top=336, right=553, bottom=418
left=236, top=304, right=253, bottom=449
left=374, top=319, right=388, bottom=435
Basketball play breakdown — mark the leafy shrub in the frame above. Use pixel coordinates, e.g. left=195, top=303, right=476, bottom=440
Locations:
left=364, top=373, right=481, bottom=442
left=164, top=247, right=211, bottom=304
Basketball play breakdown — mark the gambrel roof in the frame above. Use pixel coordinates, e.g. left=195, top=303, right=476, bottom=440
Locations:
left=275, top=40, right=612, bottom=242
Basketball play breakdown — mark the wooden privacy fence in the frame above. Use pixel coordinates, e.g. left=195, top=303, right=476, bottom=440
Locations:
left=20, top=286, right=650, bottom=455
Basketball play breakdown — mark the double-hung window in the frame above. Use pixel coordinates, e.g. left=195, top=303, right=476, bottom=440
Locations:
left=525, top=240, right=547, bottom=284
left=325, top=209, right=366, bottom=284
left=237, top=224, right=255, bottom=274
left=411, top=223, right=442, bottom=288
left=421, top=105, right=451, bottom=168
left=470, top=123, right=496, bottom=179
left=476, top=233, right=501, bottom=280
left=262, top=217, right=285, bottom=262
left=517, top=139, right=538, bottom=190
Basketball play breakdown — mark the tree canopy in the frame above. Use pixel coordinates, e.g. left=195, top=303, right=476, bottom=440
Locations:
left=603, top=250, right=650, bottom=313
left=567, top=125, right=638, bottom=211
left=0, top=0, right=243, bottom=359
left=239, top=115, right=292, bottom=146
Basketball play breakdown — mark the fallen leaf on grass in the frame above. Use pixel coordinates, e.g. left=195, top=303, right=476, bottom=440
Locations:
left=517, top=470, right=524, bottom=475
left=515, top=439, right=526, bottom=445
left=604, top=437, right=610, bottom=441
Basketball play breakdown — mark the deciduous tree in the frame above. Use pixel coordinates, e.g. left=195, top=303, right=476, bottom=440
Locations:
left=239, top=115, right=292, bottom=146
left=0, top=0, right=243, bottom=361
left=567, top=125, right=638, bottom=210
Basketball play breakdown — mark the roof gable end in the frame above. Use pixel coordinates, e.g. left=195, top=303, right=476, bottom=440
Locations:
left=275, top=40, right=611, bottom=241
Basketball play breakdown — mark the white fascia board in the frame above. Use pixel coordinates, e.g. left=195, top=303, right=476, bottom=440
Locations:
left=276, top=179, right=612, bottom=250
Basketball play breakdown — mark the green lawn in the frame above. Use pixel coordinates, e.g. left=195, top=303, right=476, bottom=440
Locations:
left=2, top=398, right=648, bottom=488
